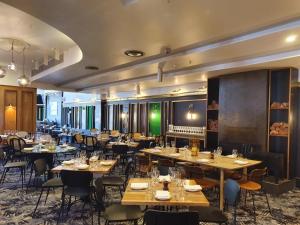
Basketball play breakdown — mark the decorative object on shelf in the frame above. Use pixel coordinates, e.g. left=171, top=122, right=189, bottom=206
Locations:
left=167, top=125, right=205, bottom=135
left=207, top=100, right=219, bottom=110
left=270, top=102, right=289, bottom=109
left=270, top=122, right=288, bottom=136
left=207, top=119, right=218, bottom=131
left=186, top=104, right=197, bottom=120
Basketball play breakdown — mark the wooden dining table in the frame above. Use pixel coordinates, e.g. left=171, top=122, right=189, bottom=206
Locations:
left=141, top=148, right=261, bottom=210
left=105, top=141, right=139, bottom=149
left=51, top=159, right=117, bottom=174
left=122, top=178, right=209, bottom=207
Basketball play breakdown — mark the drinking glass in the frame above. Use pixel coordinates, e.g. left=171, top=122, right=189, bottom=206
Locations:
left=232, top=149, right=238, bottom=158
left=217, top=146, right=223, bottom=156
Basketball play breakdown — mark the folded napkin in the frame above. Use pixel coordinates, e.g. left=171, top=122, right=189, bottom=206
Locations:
left=234, top=160, right=248, bottom=165
left=150, top=149, right=162, bottom=153
left=62, top=160, right=75, bottom=165
left=226, top=154, right=237, bottom=158
left=66, top=146, right=76, bottom=150
left=130, top=182, right=149, bottom=190
left=155, top=190, right=171, bottom=200
left=169, top=153, right=181, bottom=157
left=197, top=159, right=210, bottom=163
left=25, top=139, right=33, bottom=143
left=23, top=147, right=33, bottom=151
left=76, top=164, right=89, bottom=170
left=184, top=184, right=202, bottom=192
left=200, top=151, right=211, bottom=154
left=158, top=175, right=171, bottom=182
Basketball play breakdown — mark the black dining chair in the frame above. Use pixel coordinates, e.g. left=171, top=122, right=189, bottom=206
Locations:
left=143, top=209, right=199, bottom=225
left=102, top=160, right=133, bottom=198
left=112, top=144, right=130, bottom=169
left=84, top=135, right=98, bottom=157
left=93, top=177, right=143, bottom=225
left=32, top=159, right=63, bottom=215
left=57, top=170, right=93, bottom=223
left=9, top=137, right=26, bottom=161
left=0, top=148, right=27, bottom=188
left=190, top=179, right=240, bottom=225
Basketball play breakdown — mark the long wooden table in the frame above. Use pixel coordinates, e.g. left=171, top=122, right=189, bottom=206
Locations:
left=105, top=141, right=139, bottom=149
left=122, top=178, right=209, bottom=207
left=51, top=160, right=117, bottom=174
left=141, top=148, right=261, bottom=210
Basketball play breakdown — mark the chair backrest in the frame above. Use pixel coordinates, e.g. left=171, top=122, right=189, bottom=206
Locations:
left=34, top=158, right=48, bottom=176
left=0, top=149, right=5, bottom=160
left=16, top=131, right=28, bottom=139
left=144, top=209, right=199, bottom=225
left=9, top=137, right=26, bottom=151
left=149, top=142, right=156, bottom=148
left=183, top=165, right=204, bottom=179
left=84, top=136, right=97, bottom=147
left=7, top=135, right=18, bottom=145
left=248, top=167, right=267, bottom=183
left=133, top=132, right=141, bottom=139
left=224, top=179, right=240, bottom=207
left=74, top=133, right=84, bottom=144
left=112, top=144, right=129, bottom=155
left=61, top=170, right=93, bottom=189
left=98, top=133, right=109, bottom=139
left=124, top=160, right=133, bottom=183
left=111, top=130, right=120, bottom=137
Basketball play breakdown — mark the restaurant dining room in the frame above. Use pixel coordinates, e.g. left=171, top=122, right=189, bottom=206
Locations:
left=1, top=1, right=300, bottom=225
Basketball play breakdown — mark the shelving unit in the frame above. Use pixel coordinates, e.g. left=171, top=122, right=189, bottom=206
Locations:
left=267, top=68, right=298, bottom=179
left=206, top=78, right=220, bottom=150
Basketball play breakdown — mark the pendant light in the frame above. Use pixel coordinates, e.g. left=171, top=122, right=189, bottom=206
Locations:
left=17, top=48, right=30, bottom=86
left=7, top=40, right=16, bottom=71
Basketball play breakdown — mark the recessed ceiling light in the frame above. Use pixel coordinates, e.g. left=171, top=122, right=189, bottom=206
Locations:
left=124, top=50, right=144, bottom=57
left=285, top=35, right=297, bottom=43
left=85, top=66, right=99, bottom=70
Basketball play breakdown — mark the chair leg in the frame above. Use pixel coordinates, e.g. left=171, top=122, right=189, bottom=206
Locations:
left=21, top=168, right=24, bottom=189
left=33, top=188, right=44, bottom=215
left=251, top=193, right=256, bottom=223
left=67, top=195, right=72, bottom=216
left=119, top=186, right=123, bottom=198
left=0, top=168, right=8, bottom=184
left=44, top=187, right=50, bottom=204
left=244, top=189, right=247, bottom=206
left=26, top=167, right=34, bottom=191
left=57, top=192, right=65, bottom=224
left=98, top=210, right=101, bottom=225
left=233, top=205, right=237, bottom=225
left=264, top=191, right=272, bottom=215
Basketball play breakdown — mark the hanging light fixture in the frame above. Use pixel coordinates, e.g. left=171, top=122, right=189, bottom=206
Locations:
left=8, top=40, right=16, bottom=71
left=186, top=104, right=197, bottom=120
left=136, top=84, right=141, bottom=95
left=0, top=67, right=6, bottom=78
left=17, top=48, right=30, bottom=86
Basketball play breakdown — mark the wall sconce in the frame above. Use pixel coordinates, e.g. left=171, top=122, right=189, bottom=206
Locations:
left=186, top=104, right=197, bottom=120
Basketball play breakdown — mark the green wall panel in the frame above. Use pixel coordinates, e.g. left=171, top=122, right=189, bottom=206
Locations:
left=149, top=103, right=161, bottom=136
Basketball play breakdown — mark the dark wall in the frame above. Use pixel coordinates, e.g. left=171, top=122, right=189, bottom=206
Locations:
left=172, top=100, right=206, bottom=126
left=219, top=70, right=269, bottom=152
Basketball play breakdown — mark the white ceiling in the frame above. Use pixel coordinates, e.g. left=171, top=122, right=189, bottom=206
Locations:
left=1, top=0, right=300, bottom=97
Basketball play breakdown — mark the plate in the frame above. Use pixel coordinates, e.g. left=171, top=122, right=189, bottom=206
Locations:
left=130, top=183, right=148, bottom=190
left=100, top=161, right=113, bottom=166
left=155, top=191, right=171, bottom=200
left=200, top=151, right=211, bottom=154
left=76, top=164, right=89, bottom=170
left=197, top=159, right=210, bottom=163
left=62, top=160, right=75, bottom=165
left=40, top=149, right=50, bottom=152
left=184, top=185, right=202, bottom=192
left=234, top=160, right=248, bottom=165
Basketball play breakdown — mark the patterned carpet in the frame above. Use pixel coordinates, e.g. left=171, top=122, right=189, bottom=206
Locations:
left=0, top=166, right=299, bottom=225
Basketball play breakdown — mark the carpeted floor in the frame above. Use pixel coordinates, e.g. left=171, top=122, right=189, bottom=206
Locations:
left=0, top=166, right=299, bottom=225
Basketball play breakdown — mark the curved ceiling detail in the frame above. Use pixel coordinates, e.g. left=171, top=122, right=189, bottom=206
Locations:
left=0, top=1, right=81, bottom=84
left=2, top=0, right=300, bottom=95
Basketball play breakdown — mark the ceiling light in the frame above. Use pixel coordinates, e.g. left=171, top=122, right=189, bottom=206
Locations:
left=0, top=67, right=6, bottom=78
left=17, top=75, right=30, bottom=86
left=285, top=35, right=297, bottom=43
left=85, top=66, right=99, bottom=70
left=8, top=41, right=16, bottom=71
left=17, top=48, right=30, bottom=87
left=124, top=50, right=144, bottom=57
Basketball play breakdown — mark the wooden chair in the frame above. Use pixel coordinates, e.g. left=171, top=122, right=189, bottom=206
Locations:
left=239, top=167, right=272, bottom=223
left=134, top=153, right=151, bottom=177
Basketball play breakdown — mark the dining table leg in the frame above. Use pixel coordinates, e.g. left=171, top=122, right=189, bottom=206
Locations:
left=219, top=169, right=224, bottom=211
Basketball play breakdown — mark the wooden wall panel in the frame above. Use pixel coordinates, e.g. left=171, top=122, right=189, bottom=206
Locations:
left=219, top=70, right=269, bottom=152
left=0, top=85, right=36, bottom=133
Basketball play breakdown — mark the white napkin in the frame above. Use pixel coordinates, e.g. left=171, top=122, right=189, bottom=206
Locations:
left=150, top=149, right=162, bottom=153
left=23, top=147, right=33, bottom=151
left=62, top=160, right=75, bottom=165
left=130, top=182, right=149, bottom=190
left=155, top=190, right=171, bottom=200
left=158, top=175, right=171, bottom=182
left=76, top=164, right=89, bottom=170
left=226, top=154, right=237, bottom=158
left=184, top=184, right=202, bottom=192
left=25, top=139, right=33, bottom=143
left=200, top=151, right=211, bottom=154
left=197, top=159, right=210, bottom=163
left=169, top=153, right=180, bottom=157
left=89, top=156, right=98, bottom=161
left=66, top=146, right=76, bottom=150
left=234, top=160, right=248, bottom=165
